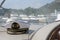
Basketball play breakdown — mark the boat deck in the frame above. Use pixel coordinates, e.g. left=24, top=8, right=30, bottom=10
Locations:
left=0, top=24, right=45, bottom=40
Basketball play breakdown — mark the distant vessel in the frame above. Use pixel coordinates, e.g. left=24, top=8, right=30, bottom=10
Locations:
left=56, top=14, right=60, bottom=21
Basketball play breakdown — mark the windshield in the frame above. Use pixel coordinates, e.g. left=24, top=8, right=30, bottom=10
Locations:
left=2, top=0, right=54, bottom=9
left=0, top=0, right=60, bottom=40
left=0, top=0, right=60, bottom=25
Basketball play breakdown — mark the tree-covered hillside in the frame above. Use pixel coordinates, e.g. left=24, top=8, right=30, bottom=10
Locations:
left=0, top=1, right=60, bottom=16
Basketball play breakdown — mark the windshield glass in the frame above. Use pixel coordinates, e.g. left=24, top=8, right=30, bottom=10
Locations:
left=0, top=0, right=60, bottom=24
left=0, top=0, right=60, bottom=25
left=2, top=0, right=54, bottom=9
left=0, top=0, right=60, bottom=40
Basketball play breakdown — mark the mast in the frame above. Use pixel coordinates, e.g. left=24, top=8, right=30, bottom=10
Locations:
left=0, top=0, right=6, bottom=7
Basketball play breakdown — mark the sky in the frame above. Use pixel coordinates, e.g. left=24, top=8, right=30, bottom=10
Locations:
left=0, top=0, right=54, bottom=9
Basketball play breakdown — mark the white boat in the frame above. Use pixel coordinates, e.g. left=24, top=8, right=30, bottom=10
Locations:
left=0, top=19, right=60, bottom=40
left=0, top=18, right=30, bottom=40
